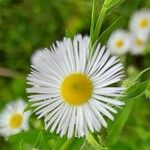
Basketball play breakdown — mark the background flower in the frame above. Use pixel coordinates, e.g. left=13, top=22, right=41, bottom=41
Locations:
left=0, top=100, right=31, bottom=138
left=107, top=29, right=131, bottom=55
left=129, top=34, right=147, bottom=55
left=129, top=9, right=150, bottom=40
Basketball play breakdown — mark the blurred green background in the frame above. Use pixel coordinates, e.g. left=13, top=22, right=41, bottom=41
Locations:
left=0, top=0, right=150, bottom=149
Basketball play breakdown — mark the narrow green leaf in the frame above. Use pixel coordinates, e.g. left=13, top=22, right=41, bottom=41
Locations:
left=59, top=137, right=76, bottom=150
left=70, top=138, right=84, bottom=150
left=52, top=136, right=67, bottom=150
left=91, top=0, right=127, bottom=48
left=90, top=0, right=98, bottom=48
left=92, top=6, right=107, bottom=46
left=122, top=81, right=150, bottom=101
left=98, top=16, right=125, bottom=44
left=57, top=137, right=84, bottom=150
left=103, top=0, right=126, bottom=10
left=108, top=100, right=134, bottom=145
left=117, top=0, right=140, bottom=16
left=86, top=132, right=107, bottom=150
left=33, top=131, right=44, bottom=149
left=131, top=67, right=150, bottom=84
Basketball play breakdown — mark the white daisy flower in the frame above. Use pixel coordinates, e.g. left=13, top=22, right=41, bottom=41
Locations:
left=27, top=35, right=124, bottom=138
left=31, top=49, right=46, bottom=65
left=107, top=29, right=131, bottom=55
left=129, top=9, right=150, bottom=40
left=0, top=100, right=31, bottom=138
left=130, top=34, right=147, bottom=55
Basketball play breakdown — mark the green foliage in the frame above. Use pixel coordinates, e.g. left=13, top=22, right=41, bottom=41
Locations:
left=108, top=100, right=134, bottom=145
left=9, top=130, right=84, bottom=150
left=90, top=0, right=127, bottom=48
left=86, top=132, right=106, bottom=150
left=9, top=130, right=57, bottom=150
left=103, top=0, right=126, bottom=10
left=98, top=16, right=125, bottom=44
left=107, top=68, right=150, bottom=148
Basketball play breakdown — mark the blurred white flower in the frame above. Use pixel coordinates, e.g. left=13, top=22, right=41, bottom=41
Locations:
left=130, top=34, right=147, bottom=55
left=107, top=29, right=131, bottom=55
left=27, top=35, right=124, bottom=138
left=0, top=100, right=31, bottom=138
left=129, top=9, right=150, bottom=40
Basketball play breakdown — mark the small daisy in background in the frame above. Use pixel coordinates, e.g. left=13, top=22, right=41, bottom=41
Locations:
left=130, top=34, right=148, bottom=55
left=129, top=9, right=150, bottom=40
left=107, top=29, right=131, bottom=55
left=27, top=35, right=124, bottom=138
left=0, top=100, right=31, bottom=138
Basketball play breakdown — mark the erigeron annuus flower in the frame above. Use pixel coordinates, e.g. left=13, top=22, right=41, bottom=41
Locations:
left=27, top=35, right=125, bottom=138
left=129, top=9, right=150, bottom=40
left=130, top=34, right=147, bottom=55
left=0, top=100, right=31, bottom=138
left=107, top=29, right=131, bottom=55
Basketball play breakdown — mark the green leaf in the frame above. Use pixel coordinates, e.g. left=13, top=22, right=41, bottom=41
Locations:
left=145, top=87, right=150, bottom=99
left=107, top=68, right=150, bottom=145
left=91, top=0, right=127, bottom=49
left=108, top=100, right=134, bottom=145
left=59, top=137, right=76, bottom=150
left=52, top=136, right=67, bottom=150
left=86, top=132, right=107, bottom=150
left=56, top=137, right=84, bottom=150
left=70, top=138, right=84, bottom=150
left=9, top=130, right=39, bottom=144
left=9, top=130, right=53, bottom=145
left=128, top=67, right=150, bottom=87
left=103, top=0, right=126, bottom=10
left=122, top=80, right=150, bottom=101
left=90, top=0, right=99, bottom=48
left=117, top=0, right=140, bottom=16
left=98, top=16, right=125, bottom=44
left=33, top=131, right=44, bottom=149
left=92, top=6, right=107, bottom=47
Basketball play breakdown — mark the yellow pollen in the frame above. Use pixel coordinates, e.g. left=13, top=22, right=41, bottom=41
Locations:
left=9, top=113, right=23, bottom=128
left=135, top=38, right=144, bottom=46
left=61, top=74, right=93, bottom=105
left=115, top=39, right=124, bottom=48
left=139, top=19, right=148, bottom=29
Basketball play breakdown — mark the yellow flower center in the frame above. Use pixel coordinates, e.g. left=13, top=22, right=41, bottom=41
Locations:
left=115, top=39, right=124, bottom=48
left=135, top=38, right=144, bottom=46
left=139, top=19, right=148, bottom=29
left=9, top=113, right=23, bottom=128
left=61, top=74, right=93, bottom=105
